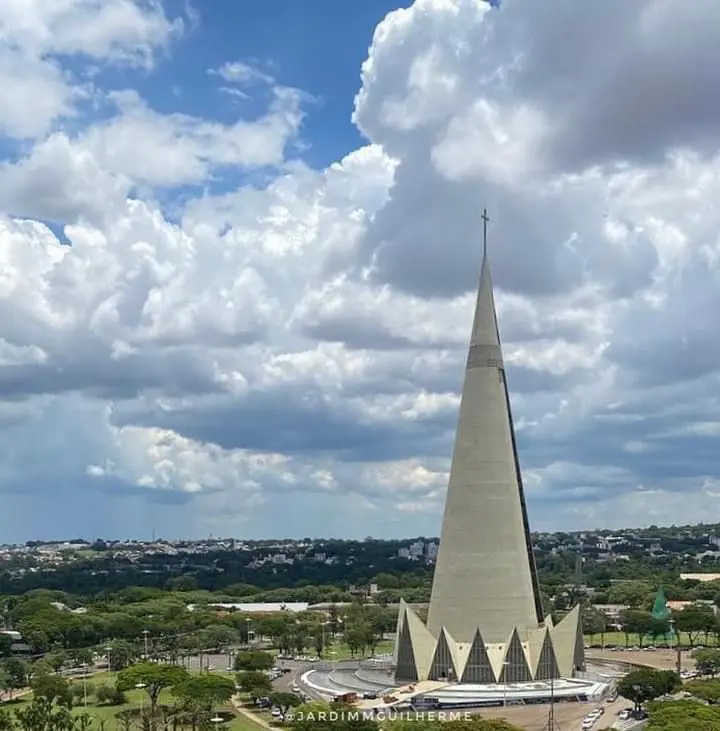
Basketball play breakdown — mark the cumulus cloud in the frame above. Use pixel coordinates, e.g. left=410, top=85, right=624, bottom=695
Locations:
left=0, top=0, right=184, bottom=139
left=2, top=0, right=720, bottom=541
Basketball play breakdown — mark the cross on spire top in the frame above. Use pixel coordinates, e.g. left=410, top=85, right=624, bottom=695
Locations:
left=482, top=208, right=490, bottom=259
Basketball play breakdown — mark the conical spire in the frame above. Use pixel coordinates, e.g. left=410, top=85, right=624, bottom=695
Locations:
left=468, top=209, right=502, bottom=354
left=426, top=211, right=543, bottom=643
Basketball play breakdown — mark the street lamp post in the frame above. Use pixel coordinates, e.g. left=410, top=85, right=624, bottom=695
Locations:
left=501, top=661, right=511, bottom=708
left=322, top=621, right=329, bottom=662
left=105, top=645, right=113, bottom=672
left=81, top=663, right=88, bottom=710
left=142, top=630, right=150, bottom=660
left=136, top=682, right=147, bottom=715
left=669, top=618, right=682, bottom=676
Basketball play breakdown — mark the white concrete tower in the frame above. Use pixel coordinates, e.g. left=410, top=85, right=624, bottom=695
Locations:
left=426, top=210, right=544, bottom=643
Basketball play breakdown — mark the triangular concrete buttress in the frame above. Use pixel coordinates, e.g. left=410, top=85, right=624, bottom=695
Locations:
left=573, top=611, right=586, bottom=672
left=429, top=628, right=458, bottom=681
left=404, top=604, right=436, bottom=681
left=393, top=599, right=408, bottom=664
left=395, top=611, right=417, bottom=682
left=550, top=604, right=583, bottom=678
left=499, top=628, right=533, bottom=683
left=460, top=629, right=497, bottom=684
left=534, top=629, right=561, bottom=681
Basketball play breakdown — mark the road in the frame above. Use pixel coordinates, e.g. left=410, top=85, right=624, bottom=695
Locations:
left=183, top=652, right=234, bottom=672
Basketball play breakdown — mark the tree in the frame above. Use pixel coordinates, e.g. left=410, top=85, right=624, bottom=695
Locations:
left=233, top=652, right=273, bottom=672
left=106, top=640, right=136, bottom=671
left=165, top=576, right=198, bottom=592
left=198, top=625, right=237, bottom=651
left=692, top=648, right=720, bottom=677
left=172, top=675, right=235, bottom=731
left=582, top=608, right=607, bottom=644
left=0, top=636, right=12, bottom=659
left=44, top=652, right=68, bottom=675
left=95, top=684, right=127, bottom=706
left=73, top=712, right=94, bottom=731
left=23, top=631, right=49, bottom=655
left=684, top=679, right=720, bottom=704
left=0, top=668, right=11, bottom=699
left=235, top=671, right=272, bottom=694
left=14, top=696, right=74, bottom=731
left=676, top=605, right=716, bottom=646
left=268, top=692, right=301, bottom=721
left=1, top=659, right=28, bottom=695
left=172, top=674, right=235, bottom=706
left=645, top=698, right=720, bottom=730
left=311, top=627, right=324, bottom=658
left=29, top=673, right=73, bottom=707
left=70, top=649, right=92, bottom=667
left=114, top=709, right=138, bottom=731
left=116, top=662, right=189, bottom=725
left=619, top=610, right=654, bottom=648
left=0, top=708, right=15, bottom=731
left=618, top=669, right=680, bottom=712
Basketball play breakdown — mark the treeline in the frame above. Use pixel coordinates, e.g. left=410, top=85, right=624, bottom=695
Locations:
left=0, top=587, right=400, bottom=658
left=0, top=550, right=433, bottom=595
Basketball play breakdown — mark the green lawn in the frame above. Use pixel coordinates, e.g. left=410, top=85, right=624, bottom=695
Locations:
left=324, top=639, right=393, bottom=660
left=584, top=631, right=717, bottom=648
left=3, top=674, right=263, bottom=731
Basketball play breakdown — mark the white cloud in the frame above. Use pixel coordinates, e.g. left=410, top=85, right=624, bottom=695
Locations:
left=0, top=50, right=78, bottom=139
left=0, top=0, right=182, bottom=65
left=3, top=0, right=720, bottom=540
left=0, top=0, right=184, bottom=140
left=81, top=88, right=305, bottom=186
left=212, top=61, right=275, bottom=87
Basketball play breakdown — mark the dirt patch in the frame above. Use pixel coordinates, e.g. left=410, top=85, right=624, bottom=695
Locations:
left=587, top=648, right=694, bottom=672
left=471, top=696, right=629, bottom=731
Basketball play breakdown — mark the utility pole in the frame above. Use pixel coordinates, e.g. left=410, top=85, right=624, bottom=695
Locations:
left=544, top=675, right=561, bottom=731
left=668, top=618, right=682, bottom=676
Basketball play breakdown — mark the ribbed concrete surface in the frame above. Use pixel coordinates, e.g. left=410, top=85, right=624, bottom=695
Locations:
left=426, top=256, right=541, bottom=643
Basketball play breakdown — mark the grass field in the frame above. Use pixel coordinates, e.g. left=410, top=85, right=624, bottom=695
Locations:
left=2, top=673, right=263, bottom=731
left=323, top=639, right=393, bottom=660
left=584, top=631, right=716, bottom=648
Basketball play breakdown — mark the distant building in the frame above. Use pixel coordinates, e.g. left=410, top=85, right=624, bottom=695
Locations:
left=0, top=629, right=31, bottom=655
left=667, top=600, right=718, bottom=615
left=680, top=573, right=720, bottom=582
left=592, top=605, right=629, bottom=623
left=188, top=602, right=309, bottom=613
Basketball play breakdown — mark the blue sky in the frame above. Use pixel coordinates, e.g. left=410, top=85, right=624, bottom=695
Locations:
left=96, top=0, right=407, bottom=170
left=2, top=0, right=720, bottom=543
